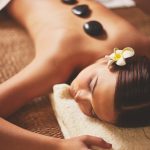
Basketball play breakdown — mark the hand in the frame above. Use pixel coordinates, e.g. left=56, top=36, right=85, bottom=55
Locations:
left=60, top=135, right=112, bottom=150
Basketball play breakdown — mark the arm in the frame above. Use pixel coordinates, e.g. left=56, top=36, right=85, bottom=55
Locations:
left=1, top=0, right=77, bottom=117
left=0, top=118, right=111, bottom=150
left=0, top=118, right=61, bottom=150
left=0, top=57, right=72, bottom=117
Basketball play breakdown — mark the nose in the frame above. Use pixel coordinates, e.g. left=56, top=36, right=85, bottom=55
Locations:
left=75, top=90, right=92, bottom=103
left=74, top=90, right=94, bottom=117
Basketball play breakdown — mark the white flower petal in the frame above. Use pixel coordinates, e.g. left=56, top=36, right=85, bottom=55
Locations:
left=107, top=47, right=135, bottom=68
left=116, top=57, right=126, bottom=66
left=109, top=53, right=115, bottom=59
left=122, top=47, right=135, bottom=58
left=115, top=50, right=123, bottom=54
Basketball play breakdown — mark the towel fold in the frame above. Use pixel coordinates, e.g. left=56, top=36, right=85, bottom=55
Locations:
left=96, top=0, right=135, bottom=8
left=0, top=0, right=11, bottom=11
left=50, top=84, right=150, bottom=150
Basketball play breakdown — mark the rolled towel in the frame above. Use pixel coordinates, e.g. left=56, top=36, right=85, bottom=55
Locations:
left=95, top=0, right=135, bottom=9
left=50, top=84, right=150, bottom=150
left=0, top=0, right=11, bottom=11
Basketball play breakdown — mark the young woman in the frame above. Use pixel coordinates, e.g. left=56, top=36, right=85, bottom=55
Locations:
left=0, top=0, right=150, bottom=149
left=70, top=47, right=150, bottom=128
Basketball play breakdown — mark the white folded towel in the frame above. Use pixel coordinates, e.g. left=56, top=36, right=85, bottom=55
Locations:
left=96, top=0, right=135, bottom=8
left=0, top=0, right=11, bottom=11
left=50, top=84, right=150, bottom=150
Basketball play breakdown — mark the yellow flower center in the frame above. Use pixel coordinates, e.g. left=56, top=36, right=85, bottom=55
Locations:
left=114, top=53, right=122, bottom=61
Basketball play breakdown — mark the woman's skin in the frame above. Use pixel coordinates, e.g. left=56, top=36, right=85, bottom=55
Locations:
left=70, top=57, right=118, bottom=123
left=0, top=0, right=150, bottom=149
left=0, top=118, right=111, bottom=150
left=1, top=0, right=149, bottom=116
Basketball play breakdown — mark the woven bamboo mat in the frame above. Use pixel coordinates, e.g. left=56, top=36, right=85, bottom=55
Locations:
left=0, top=12, right=63, bottom=138
left=0, top=6, right=150, bottom=139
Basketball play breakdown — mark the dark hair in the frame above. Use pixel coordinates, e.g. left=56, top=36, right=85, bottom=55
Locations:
left=114, top=56, right=150, bottom=128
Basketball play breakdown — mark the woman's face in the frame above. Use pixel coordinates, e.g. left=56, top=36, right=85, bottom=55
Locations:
left=70, top=58, right=118, bottom=123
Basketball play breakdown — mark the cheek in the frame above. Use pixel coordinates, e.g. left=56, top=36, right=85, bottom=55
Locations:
left=91, top=98, right=101, bottom=119
left=91, top=92, right=109, bottom=121
left=92, top=97, right=117, bottom=123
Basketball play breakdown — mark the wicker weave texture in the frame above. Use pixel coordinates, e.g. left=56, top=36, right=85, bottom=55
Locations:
left=0, top=13, right=63, bottom=138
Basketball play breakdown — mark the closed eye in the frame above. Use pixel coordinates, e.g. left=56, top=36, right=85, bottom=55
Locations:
left=89, top=76, right=98, bottom=94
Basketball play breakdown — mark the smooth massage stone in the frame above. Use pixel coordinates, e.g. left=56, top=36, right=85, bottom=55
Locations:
left=62, top=0, right=77, bottom=5
left=72, top=4, right=91, bottom=17
left=83, top=21, right=104, bottom=37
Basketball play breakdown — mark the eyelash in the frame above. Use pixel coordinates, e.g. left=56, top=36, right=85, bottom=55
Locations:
left=88, top=78, right=92, bottom=91
left=89, top=77, right=97, bottom=93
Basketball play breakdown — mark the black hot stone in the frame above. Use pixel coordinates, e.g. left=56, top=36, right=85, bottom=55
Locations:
left=72, top=4, right=91, bottom=17
left=62, top=0, right=77, bottom=5
left=83, top=21, right=104, bottom=37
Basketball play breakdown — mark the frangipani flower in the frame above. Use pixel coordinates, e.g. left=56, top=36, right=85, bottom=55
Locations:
left=105, top=47, right=135, bottom=67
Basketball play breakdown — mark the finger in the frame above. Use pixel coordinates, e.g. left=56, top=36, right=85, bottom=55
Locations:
left=81, top=135, right=112, bottom=149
